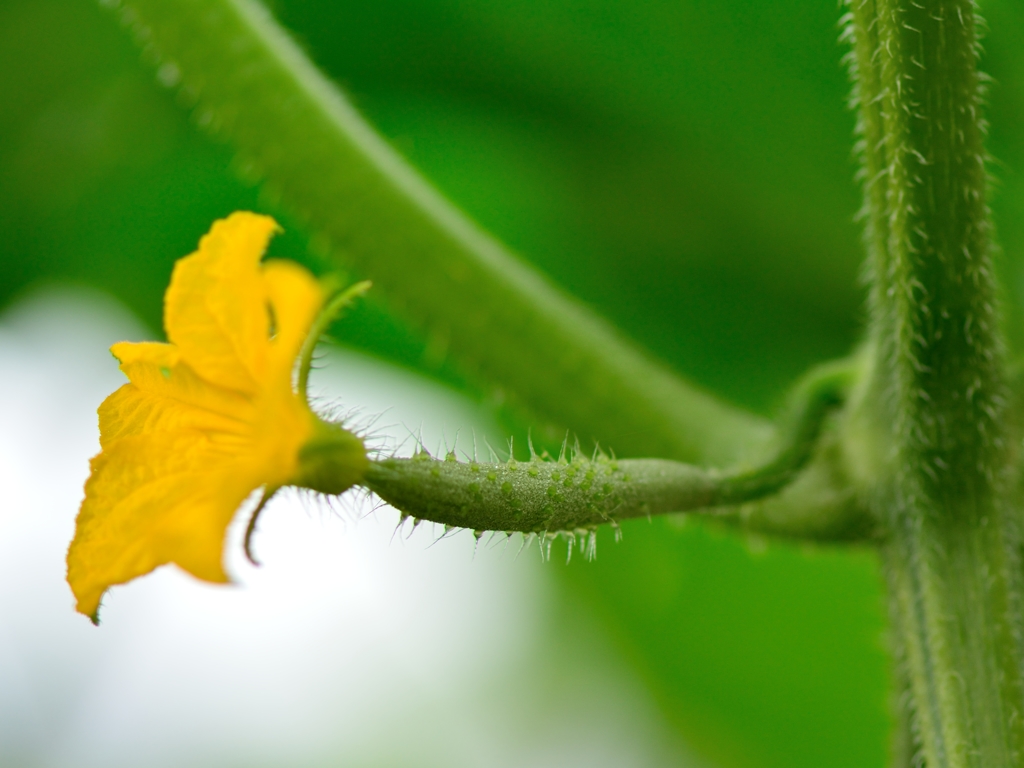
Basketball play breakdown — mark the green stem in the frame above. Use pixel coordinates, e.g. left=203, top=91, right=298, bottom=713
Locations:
left=297, top=279, right=371, bottom=400
left=847, top=1, right=1024, bottom=765
left=886, top=575, right=919, bottom=768
left=363, top=359, right=873, bottom=541
left=105, top=0, right=770, bottom=466
left=843, top=0, right=891, bottom=319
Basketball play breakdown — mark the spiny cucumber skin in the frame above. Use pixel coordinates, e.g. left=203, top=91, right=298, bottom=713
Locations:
left=364, top=454, right=718, bottom=535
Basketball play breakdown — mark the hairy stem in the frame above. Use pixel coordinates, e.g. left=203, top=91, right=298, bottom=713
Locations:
left=363, top=359, right=873, bottom=541
left=104, top=0, right=770, bottom=466
left=297, top=280, right=371, bottom=400
left=847, top=0, right=1024, bottom=765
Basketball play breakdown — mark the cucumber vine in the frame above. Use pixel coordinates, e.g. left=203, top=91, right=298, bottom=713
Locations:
left=99, top=0, right=1024, bottom=765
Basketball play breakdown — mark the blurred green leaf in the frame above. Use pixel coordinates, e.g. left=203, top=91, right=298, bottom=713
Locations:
left=562, top=519, right=888, bottom=768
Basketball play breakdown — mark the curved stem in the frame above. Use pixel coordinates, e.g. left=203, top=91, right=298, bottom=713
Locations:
left=106, top=0, right=771, bottom=466
left=242, top=487, right=277, bottom=567
left=363, top=359, right=872, bottom=541
left=297, top=279, right=371, bottom=401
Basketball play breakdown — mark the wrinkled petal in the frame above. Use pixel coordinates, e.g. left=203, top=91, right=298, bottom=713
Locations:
left=106, top=342, right=255, bottom=446
left=67, top=211, right=352, bottom=623
left=111, top=341, right=180, bottom=369
left=98, top=384, right=247, bottom=448
left=262, top=260, right=324, bottom=381
left=68, top=432, right=264, bottom=619
left=164, top=212, right=278, bottom=394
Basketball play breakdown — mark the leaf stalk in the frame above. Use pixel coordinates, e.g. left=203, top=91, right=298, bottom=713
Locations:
left=846, top=0, right=1024, bottom=764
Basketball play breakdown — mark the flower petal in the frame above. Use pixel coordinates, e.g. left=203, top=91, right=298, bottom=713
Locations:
left=111, top=341, right=180, bottom=369
left=68, top=212, right=334, bottom=622
left=67, top=431, right=265, bottom=620
left=105, top=341, right=254, bottom=448
left=262, top=259, right=324, bottom=380
left=98, top=384, right=247, bottom=449
left=164, top=212, right=279, bottom=394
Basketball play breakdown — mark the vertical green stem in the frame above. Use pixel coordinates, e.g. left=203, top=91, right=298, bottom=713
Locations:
left=885, top=585, right=918, bottom=768
left=844, top=0, right=891, bottom=319
left=847, top=1, right=1024, bottom=765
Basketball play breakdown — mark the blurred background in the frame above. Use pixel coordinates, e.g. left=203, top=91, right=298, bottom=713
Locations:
left=1, top=0, right=1023, bottom=766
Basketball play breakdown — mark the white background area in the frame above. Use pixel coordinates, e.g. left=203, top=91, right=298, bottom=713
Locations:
left=0, top=287, right=691, bottom=768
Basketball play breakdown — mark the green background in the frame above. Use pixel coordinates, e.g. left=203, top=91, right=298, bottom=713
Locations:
left=2, top=1, right=1023, bottom=766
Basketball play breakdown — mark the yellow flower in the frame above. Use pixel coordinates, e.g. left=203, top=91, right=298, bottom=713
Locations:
left=67, top=212, right=366, bottom=622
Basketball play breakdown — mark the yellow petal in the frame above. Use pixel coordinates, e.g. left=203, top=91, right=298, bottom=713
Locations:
left=67, top=212, right=338, bottom=622
left=110, top=341, right=180, bottom=369
left=97, top=384, right=247, bottom=449
left=68, top=432, right=265, bottom=620
left=164, top=212, right=279, bottom=394
left=262, top=259, right=324, bottom=380
left=105, top=342, right=255, bottom=446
